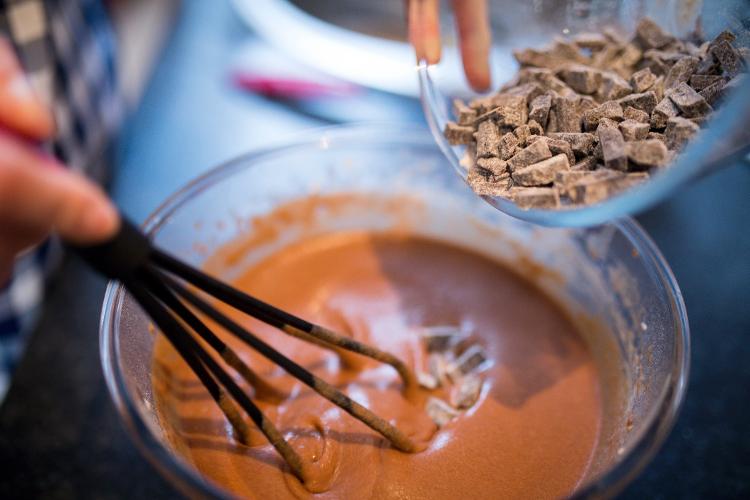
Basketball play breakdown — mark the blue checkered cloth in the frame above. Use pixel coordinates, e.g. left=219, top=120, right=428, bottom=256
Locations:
left=0, top=0, right=122, bottom=400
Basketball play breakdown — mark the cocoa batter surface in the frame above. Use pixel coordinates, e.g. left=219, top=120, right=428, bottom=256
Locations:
left=153, top=232, right=603, bottom=499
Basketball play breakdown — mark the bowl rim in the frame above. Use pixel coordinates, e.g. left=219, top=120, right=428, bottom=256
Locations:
left=100, top=123, right=690, bottom=499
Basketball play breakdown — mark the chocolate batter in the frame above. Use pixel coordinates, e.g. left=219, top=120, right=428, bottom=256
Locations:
left=153, top=232, right=605, bottom=499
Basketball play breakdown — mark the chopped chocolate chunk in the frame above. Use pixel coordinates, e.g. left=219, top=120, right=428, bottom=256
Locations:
left=699, top=79, right=727, bottom=106
left=420, top=326, right=463, bottom=352
left=625, top=139, right=669, bottom=167
left=450, top=375, right=483, bottom=410
left=689, top=116, right=708, bottom=128
left=426, top=397, right=460, bottom=427
left=477, top=157, right=508, bottom=178
left=592, top=44, right=622, bottom=71
left=510, top=187, right=560, bottom=209
left=578, top=95, right=598, bottom=114
left=554, top=170, right=595, bottom=197
left=651, top=97, right=679, bottom=129
left=664, top=55, right=700, bottom=89
left=583, top=100, right=624, bottom=131
left=518, top=68, right=577, bottom=97
left=603, top=26, right=629, bottom=46
left=545, top=109, right=559, bottom=134
left=641, top=50, right=668, bottom=75
left=507, top=140, right=553, bottom=171
left=550, top=95, right=583, bottom=133
left=617, top=91, right=658, bottom=115
left=709, top=30, right=737, bottom=48
left=592, top=142, right=603, bottom=161
left=668, top=82, right=712, bottom=117
left=453, top=99, right=478, bottom=125
left=570, top=171, right=647, bottom=203
left=568, top=170, right=625, bottom=204
left=529, top=94, right=552, bottom=125
left=550, top=38, right=591, bottom=65
left=512, top=154, right=570, bottom=186
left=630, top=67, right=657, bottom=92
left=598, top=71, right=633, bottom=100
left=467, top=168, right=510, bottom=196
left=417, top=371, right=439, bottom=390
left=447, top=345, right=490, bottom=381
left=472, top=106, right=505, bottom=125
left=444, top=122, right=474, bottom=145
left=598, top=124, right=628, bottom=171
left=513, top=47, right=564, bottom=70
left=428, top=353, right=451, bottom=386
left=665, top=116, right=700, bottom=150
left=559, top=64, right=602, bottom=94
left=695, top=52, right=721, bottom=76
left=498, top=132, right=519, bottom=160
left=491, top=94, right=529, bottom=128
left=548, top=132, right=598, bottom=157
left=527, top=119, right=544, bottom=136
left=689, top=74, right=725, bottom=91
left=620, top=43, right=644, bottom=68
left=559, top=169, right=620, bottom=196
left=469, top=96, right=495, bottom=114
left=513, top=124, right=532, bottom=146
left=650, top=75, right=665, bottom=101
left=541, top=137, right=576, bottom=165
left=597, top=117, right=620, bottom=131
left=503, top=82, right=545, bottom=102
left=474, top=120, right=502, bottom=158
left=621, top=172, right=650, bottom=187
left=635, top=18, right=674, bottom=49
left=710, top=40, right=743, bottom=78
left=573, top=32, right=609, bottom=50
left=623, top=106, right=650, bottom=123
left=647, top=131, right=666, bottom=143
left=571, top=156, right=599, bottom=171
left=619, top=119, right=650, bottom=141
left=649, top=47, right=687, bottom=63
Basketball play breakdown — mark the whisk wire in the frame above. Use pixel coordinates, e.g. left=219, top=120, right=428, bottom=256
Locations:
left=152, top=248, right=416, bottom=391
left=157, top=268, right=417, bottom=453
left=128, top=277, right=306, bottom=479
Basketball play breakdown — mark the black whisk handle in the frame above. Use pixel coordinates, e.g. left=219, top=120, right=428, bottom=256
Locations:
left=66, top=216, right=152, bottom=281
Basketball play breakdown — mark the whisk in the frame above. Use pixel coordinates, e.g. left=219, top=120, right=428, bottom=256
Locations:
left=69, top=217, right=419, bottom=480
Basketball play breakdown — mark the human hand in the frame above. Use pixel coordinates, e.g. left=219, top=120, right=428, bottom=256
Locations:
left=406, top=0, right=491, bottom=91
left=0, top=38, right=119, bottom=283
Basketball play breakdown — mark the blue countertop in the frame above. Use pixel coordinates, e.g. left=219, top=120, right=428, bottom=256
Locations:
left=0, top=0, right=748, bottom=498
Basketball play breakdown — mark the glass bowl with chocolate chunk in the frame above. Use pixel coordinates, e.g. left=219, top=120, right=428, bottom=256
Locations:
left=420, top=1, right=750, bottom=226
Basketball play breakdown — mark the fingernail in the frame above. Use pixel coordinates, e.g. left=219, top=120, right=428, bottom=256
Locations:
left=424, top=37, right=441, bottom=65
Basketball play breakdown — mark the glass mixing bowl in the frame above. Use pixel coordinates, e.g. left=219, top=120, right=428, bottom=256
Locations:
left=419, top=0, right=750, bottom=227
left=100, top=124, right=689, bottom=498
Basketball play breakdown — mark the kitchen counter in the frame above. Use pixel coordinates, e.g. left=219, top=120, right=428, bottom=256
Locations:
left=0, top=0, right=748, bottom=498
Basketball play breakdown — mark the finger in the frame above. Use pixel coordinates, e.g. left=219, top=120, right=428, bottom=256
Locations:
left=0, top=132, right=119, bottom=245
left=0, top=37, right=55, bottom=140
left=407, top=0, right=441, bottom=64
left=451, top=0, right=492, bottom=91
